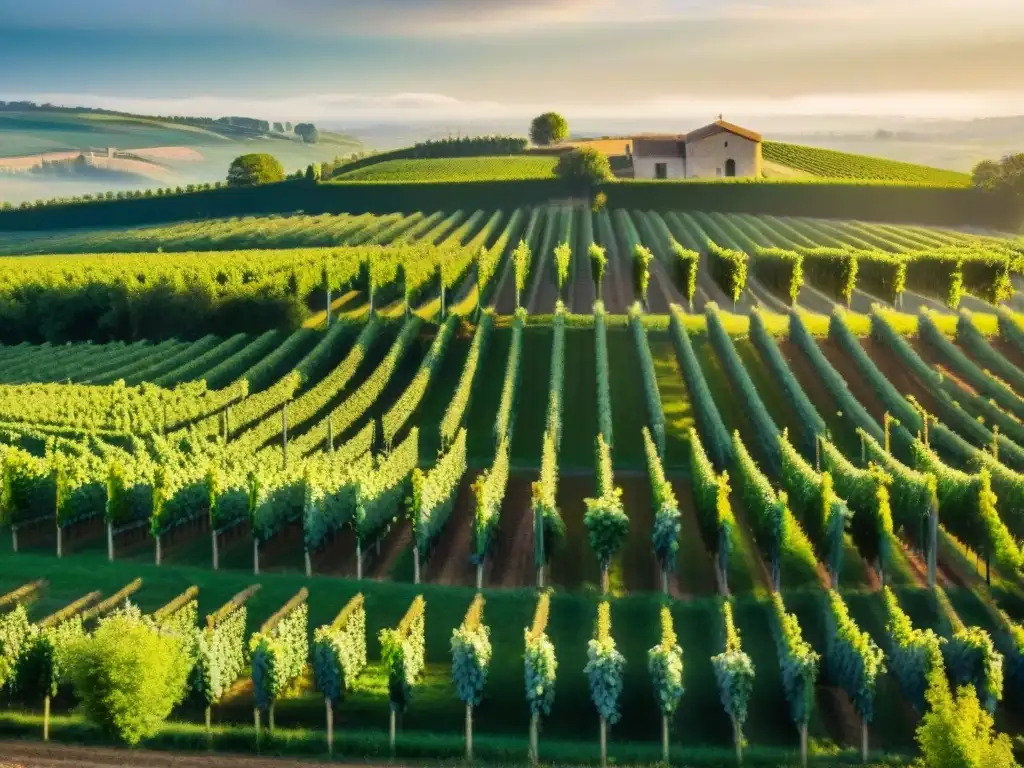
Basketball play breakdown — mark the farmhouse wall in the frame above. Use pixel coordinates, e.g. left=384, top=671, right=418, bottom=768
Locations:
left=633, top=155, right=686, bottom=180
left=685, top=132, right=761, bottom=178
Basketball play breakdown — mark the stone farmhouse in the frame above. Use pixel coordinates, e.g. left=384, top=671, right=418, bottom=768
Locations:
left=568, top=119, right=763, bottom=180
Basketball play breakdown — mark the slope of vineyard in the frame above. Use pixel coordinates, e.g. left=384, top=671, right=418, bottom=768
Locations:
left=763, top=141, right=972, bottom=186
left=2, top=199, right=1024, bottom=768
left=333, top=156, right=558, bottom=182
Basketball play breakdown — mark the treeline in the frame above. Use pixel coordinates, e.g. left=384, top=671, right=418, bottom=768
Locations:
left=0, top=177, right=1013, bottom=231
left=0, top=179, right=571, bottom=231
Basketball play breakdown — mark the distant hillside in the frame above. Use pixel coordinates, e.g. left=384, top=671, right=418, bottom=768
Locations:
left=0, top=105, right=365, bottom=205
left=0, top=106, right=362, bottom=157
left=763, top=141, right=971, bottom=186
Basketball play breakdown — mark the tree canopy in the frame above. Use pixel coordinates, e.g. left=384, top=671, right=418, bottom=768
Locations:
left=226, top=154, right=286, bottom=187
left=972, top=154, right=1023, bottom=198
left=530, top=113, right=569, bottom=146
left=295, top=123, right=321, bottom=144
left=555, top=147, right=612, bottom=189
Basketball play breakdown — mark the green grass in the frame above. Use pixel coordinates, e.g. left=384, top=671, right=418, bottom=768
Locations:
left=464, top=326, right=511, bottom=467
left=333, top=156, right=558, bottom=183
left=649, top=332, right=694, bottom=471
left=509, top=326, right=553, bottom=468
left=560, top=328, right=599, bottom=470
left=607, top=327, right=650, bottom=470
left=763, top=141, right=971, bottom=187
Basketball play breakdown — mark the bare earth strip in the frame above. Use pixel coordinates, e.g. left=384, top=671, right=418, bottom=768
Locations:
left=0, top=741, right=393, bottom=768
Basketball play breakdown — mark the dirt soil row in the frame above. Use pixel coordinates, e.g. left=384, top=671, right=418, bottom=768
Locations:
left=0, top=741, right=390, bottom=768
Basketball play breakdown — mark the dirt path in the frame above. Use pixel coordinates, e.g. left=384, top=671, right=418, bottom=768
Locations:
left=488, top=474, right=536, bottom=588
left=860, top=337, right=941, bottom=416
left=646, top=258, right=681, bottom=315
left=527, top=269, right=559, bottom=315
left=426, top=475, right=477, bottom=587
left=0, top=741, right=392, bottom=768
left=818, top=339, right=887, bottom=424
left=795, top=282, right=839, bottom=315
left=366, top=520, right=412, bottom=580
left=490, top=253, right=517, bottom=314
left=570, top=256, right=596, bottom=314
left=990, top=336, right=1024, bottom=373
left=668, top=477, right=717, bottom=597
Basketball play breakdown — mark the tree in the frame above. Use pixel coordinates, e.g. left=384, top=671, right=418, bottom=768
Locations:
left=530, top=112, right=568, bottom=146
left=556, top=148, right=612, bottom=190
left=306, top=163, right=322, bottom=182
left=295, top=123, right=320, bottom=144
left=69, top=606, right=191, bottom=745
left=915, top=653, right=1015, bottom=768
left=272, top=122, right=284, bottom=133
left=227, top=154, right=285, bottom=187
left=971, top=154, right=1024, bottom=225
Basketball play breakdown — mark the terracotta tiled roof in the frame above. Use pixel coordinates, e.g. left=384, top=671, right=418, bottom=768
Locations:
left=685, top=120, right=762, bottom=143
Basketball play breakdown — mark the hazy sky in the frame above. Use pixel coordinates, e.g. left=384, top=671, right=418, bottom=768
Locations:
left=2, top=0, right=1023, bottom=123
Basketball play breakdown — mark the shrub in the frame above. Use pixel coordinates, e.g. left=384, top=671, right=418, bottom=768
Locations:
left=70, top=605, right=191, bottom=745
left=915, top=652, right=1015, bottom=768
left=227, top=154, right=286, bottom=187
left=555, top=148, right=612, bottom=189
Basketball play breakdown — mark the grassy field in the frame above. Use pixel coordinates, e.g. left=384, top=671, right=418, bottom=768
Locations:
left=0, top=542, right=955, bottom=765
left=333, top=156, right=558, bottom=182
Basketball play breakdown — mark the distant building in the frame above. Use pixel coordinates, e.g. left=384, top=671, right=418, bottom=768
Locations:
left=570, top=120, right=763, bottom=180
left=633, top=120, right=762, bottom=179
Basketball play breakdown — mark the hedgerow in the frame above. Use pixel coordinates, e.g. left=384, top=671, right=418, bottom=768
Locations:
left=690, top=429, right=735, bottom=591
left=669, top=306, right=731, bottom=469
left=630, top=305, right=666, bottom=455
left=770, top=592, right=819, bottom=760
left=778, top=433, right=850, bottom=584
left=732, top=431, right=819, bottom=589
left=750, top=309, right=825, bottom=457
left=933, top=586, right=1004, bottom=714
left=643, top=427, right=680, bottom=588
left=705, top=240, right=747, bottom=307
left=249, top=588, right=309, bottom=728
left=823, top=590, right=885, bottom=759
left=750, top=245, right=803, bottom=305
left=707, top=304, right=780, bottom=474
left=881, top=586, right=944, bottom=712
left=819, top=439, right=894, bottom=577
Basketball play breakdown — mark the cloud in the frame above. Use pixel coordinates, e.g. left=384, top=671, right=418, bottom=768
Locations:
left=0, top=0, right=647, bottom=35
left=16, top=89, right=1024, bottom=123
left=9, top=0, right=1017, bottom=36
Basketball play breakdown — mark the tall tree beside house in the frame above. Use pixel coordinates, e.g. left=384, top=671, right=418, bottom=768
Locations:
left=530, top=112, right=569, bottom=146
